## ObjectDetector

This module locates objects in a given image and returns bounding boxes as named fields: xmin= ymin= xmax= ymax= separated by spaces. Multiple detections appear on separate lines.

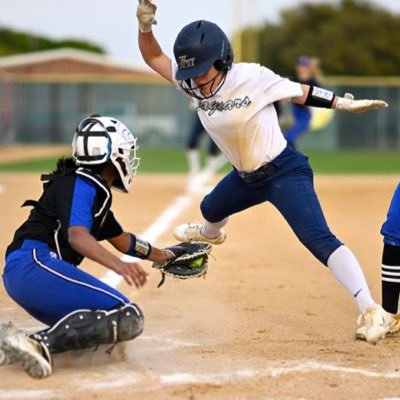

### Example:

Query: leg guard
xmin=32 ymin=304 xmax=144 ymax=354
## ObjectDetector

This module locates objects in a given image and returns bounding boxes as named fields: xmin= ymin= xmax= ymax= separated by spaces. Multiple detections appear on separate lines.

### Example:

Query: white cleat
xmin=173 ymin=223 xmax=226 ymax=245
xmin=355 ymin=305 xmax=394 ymax=345
xmin=1 ymin=331 xmax=52 ymax=378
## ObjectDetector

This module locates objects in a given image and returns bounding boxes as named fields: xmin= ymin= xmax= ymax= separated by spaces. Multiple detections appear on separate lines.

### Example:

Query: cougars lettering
xmin=196 ymin=96 xmax=252 ymax=116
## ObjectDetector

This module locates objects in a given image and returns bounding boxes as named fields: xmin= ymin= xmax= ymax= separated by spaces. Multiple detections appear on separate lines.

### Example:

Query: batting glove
xmin=336 ymin=93 xmax=388 ymax=114
xmin=136 ymin=0 xmax=157 ymax=33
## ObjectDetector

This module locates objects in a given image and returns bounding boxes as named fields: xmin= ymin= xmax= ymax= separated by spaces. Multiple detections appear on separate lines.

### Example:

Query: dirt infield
xmin=0 ymin=171 xmax=400 ymax=400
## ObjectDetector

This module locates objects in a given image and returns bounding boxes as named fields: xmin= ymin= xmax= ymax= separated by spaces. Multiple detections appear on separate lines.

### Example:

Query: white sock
xmin=201 ymin=218 xmax=229 ymax=239
xmin=327 ymin=245 xmax=376 ymax=312
xmin=187 ymin=150 xmax=200 ymax=174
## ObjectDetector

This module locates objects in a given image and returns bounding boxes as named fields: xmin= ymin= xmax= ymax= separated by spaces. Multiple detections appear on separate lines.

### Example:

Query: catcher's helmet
xmin=173 ymin=20 xmax=233 ymax=82
xmin=72 ymin=115 xmax=140 ymax=193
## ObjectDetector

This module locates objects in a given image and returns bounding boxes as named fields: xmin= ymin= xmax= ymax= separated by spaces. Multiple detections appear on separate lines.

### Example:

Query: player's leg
xmin=2 ymin=242 xmax=143 ymax=377
xmin=266 ymin=161 xmax=394 ymax=343
xmin=174 ymin=168 xmax=267 ymax=244
xmin=381 ymin=244 xmax=400 ymax=314
xmin=380 ymin=183 xmax=400 ymax=314
xmin=205 ymin=137 xmax=222 ymax=172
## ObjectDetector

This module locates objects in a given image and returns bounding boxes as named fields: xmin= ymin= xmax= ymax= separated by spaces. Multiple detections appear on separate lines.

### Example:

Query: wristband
xmin=127 ymin=233 xmax=152 ymax=259
xmin=304 ymin=86 xmax=335 ymax=109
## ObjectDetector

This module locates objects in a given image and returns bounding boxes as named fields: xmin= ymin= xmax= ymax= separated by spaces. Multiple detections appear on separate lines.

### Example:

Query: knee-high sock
xmin=327 ymin=245 xmax=375 ymax=312
xmin=382 ymin=243 xmax=400 ymax=314
xmin=201 ymin=217 xmax=229 ymax=239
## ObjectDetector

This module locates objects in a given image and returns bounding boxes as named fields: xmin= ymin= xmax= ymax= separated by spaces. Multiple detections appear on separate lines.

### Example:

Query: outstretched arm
xmin=136 ymin=0 xmax=173 ymax=82
xmin=68 ymin=226 xmax=148 ymax=288
xmin=292 ymin=84 xmax=388 ymax=113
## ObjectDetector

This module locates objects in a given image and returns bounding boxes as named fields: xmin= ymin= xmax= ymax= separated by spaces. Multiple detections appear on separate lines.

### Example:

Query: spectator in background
xmin=186 ymin=107 xmax=221 ymax=175
xmin=284 ymin=56 xmax=322 ymax=148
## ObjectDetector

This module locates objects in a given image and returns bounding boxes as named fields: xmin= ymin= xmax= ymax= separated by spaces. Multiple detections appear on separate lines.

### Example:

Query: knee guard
xmin=32 ymin=304 xmax=144 ymax=354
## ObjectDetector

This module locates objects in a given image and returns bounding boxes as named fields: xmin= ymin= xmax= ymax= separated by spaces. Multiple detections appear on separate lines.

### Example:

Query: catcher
xmin=0 ymin=115 xmax=210 ymax=379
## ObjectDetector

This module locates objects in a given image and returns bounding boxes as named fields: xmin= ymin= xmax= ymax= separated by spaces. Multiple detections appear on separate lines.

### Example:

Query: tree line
xmin=0 ymin=25 xmax=104 ymax=57
xmin=238 ymin=0 xmax=400 ymax=76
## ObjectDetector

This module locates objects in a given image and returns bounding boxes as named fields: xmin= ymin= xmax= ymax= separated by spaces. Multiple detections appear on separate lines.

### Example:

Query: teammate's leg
xmin=380 ymin=183 xmax=400 ymax=314
xmin=187 ymin=115 xmax=205 ymax=174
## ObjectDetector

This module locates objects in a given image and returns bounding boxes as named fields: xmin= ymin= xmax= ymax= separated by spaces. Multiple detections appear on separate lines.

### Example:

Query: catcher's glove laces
xmin=152 ymin=242 xmax=212 ymax=288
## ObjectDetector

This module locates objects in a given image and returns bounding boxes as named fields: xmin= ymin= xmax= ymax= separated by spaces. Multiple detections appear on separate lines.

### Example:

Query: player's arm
xmin=137 ymin=0 xmax=173 ymax=83
xmin=291 ymin=84 xmax=388 ymax=113
xmin=108 ymin=232 xmax=173 ymax=264
xmin=68 ymin=226 xmax=148 ymax=288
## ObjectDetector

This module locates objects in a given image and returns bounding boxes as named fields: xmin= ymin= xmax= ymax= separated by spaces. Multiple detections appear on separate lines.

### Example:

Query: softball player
xmin=186 ymin=111 xmax=220 ymax=175
xmin=0 ymin=115 xmax=175 ymax=378
xmin=284 ymin=56 xmax=322 ymax=148
xmin=381 ymin=184 xmax=400 ymax=316
xmin=136 ymin=0 xmax=394 ymax=344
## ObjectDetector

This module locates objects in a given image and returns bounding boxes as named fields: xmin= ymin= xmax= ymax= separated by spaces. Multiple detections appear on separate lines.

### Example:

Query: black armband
xmin=126 ymin=233 xmax=152 ymax=259
xmin=305 ymin=86 xmax=336 ymax=108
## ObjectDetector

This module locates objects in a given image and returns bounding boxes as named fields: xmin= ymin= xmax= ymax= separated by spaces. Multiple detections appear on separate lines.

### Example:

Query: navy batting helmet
xmin=173 ymin=20 xmax=233 ymax=82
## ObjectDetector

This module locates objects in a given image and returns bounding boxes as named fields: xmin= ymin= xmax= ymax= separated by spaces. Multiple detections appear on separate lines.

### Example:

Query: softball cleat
xmin=1 ymin=331 xmax=52 ymax=378
xmin=0 ymin=321 xmax=22 ymax=366
xmin=173 ymin=223 xmax=226 ymax=245
xmin=355 ymin=305 xmax=394 ymax=345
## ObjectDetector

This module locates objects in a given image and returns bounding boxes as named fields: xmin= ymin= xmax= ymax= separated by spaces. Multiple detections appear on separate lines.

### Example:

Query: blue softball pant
xmin=200 ymin=146 xmax=342 ymax=265
xmin=2 ymin=240 xmax=130 ymax=326
xmin=381 ymin=182 xmax=400 ymax=247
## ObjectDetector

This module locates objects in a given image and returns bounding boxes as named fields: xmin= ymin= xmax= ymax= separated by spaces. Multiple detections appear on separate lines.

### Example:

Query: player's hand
xmin=114 ymin=260 xmax=148 ymax=288
xmin=336 ymin=93 xmax=388 ymax=114
xmin=136 ymin=0 xmax=157 ymax=33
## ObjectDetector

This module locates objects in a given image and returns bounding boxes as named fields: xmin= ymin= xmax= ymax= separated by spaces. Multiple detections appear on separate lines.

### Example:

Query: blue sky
xmin=1 ymin=0 xmax=399 ymax=67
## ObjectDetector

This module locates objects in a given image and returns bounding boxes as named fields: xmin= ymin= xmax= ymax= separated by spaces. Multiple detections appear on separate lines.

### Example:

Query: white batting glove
xmin=336 ymin=93 xmax=388 ymax=114
xmin=136 ymin=0 xmax=157 ymax=33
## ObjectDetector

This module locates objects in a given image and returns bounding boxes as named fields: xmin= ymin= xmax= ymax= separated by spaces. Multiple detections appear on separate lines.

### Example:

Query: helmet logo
xmin=178 ymin=55 xmax=196 ymax=69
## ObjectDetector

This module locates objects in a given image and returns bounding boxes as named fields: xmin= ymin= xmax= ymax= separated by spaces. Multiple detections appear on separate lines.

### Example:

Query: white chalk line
xmin=0 ymin=184 xmax=5 ymax=194
xmin=2 ymin=360 xmax=400 ymax=399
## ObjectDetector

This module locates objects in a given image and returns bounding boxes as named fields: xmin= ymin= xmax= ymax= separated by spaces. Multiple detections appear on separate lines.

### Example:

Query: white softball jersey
xmin=172 ymin=62 xmax=303 ymax=172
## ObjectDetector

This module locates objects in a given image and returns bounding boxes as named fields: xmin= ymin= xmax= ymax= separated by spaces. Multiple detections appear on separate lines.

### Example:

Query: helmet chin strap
xmin=180 ymin=70 xmax=227 ymax=100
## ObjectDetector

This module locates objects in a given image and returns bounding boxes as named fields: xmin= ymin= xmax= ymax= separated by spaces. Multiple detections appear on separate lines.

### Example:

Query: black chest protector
xmin=6 ymin=160 xmax=113 ymax=265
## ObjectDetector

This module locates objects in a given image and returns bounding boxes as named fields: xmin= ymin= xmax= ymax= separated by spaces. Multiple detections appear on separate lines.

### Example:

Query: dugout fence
xmin=0 ymin=75 xmax=399 ymax=151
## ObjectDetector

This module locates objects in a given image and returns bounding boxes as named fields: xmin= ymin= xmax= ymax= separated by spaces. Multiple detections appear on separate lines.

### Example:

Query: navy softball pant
xmin=2 ymin=240 xmax=130 ymax=326
xmin=187 ymin=114 xmax=220 ymax=156
xmin=200 ymin=146 xmax=342 ymax=265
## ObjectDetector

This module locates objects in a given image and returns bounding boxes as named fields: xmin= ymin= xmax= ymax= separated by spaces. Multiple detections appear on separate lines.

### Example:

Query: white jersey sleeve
xmin=256 ymin=65 xmax=303 ymax=104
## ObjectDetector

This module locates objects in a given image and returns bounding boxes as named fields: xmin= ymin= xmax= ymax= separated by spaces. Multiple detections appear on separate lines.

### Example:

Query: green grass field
xmin=0 ymin=149 xmax=399 ymax=174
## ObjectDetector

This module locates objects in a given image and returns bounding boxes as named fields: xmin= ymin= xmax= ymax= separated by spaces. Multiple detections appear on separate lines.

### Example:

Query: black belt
xmin=238 ymin=162 xmax=277 ymax=184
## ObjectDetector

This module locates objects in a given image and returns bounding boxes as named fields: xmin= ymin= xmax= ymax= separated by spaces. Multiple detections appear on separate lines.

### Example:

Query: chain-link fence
xmin=0 ymin=76 xmax=399 ymax=150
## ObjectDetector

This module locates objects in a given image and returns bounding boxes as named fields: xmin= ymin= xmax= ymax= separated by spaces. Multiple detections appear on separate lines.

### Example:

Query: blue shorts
xmin=2 ymin=240 xmax=130 ymax=326
xmin=200 ymin=146 xmax=342 ymax=265
xmin=381 ymin=183 xmax=400 ymax=247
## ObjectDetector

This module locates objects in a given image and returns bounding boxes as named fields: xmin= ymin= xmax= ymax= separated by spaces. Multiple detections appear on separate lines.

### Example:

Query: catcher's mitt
xmin=152 ymin=242 xmax=212 ymax=287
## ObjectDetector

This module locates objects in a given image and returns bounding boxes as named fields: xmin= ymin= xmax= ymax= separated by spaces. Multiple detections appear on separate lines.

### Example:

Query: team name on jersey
xmin=196 ymin=96 xmax=252 ymax=116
